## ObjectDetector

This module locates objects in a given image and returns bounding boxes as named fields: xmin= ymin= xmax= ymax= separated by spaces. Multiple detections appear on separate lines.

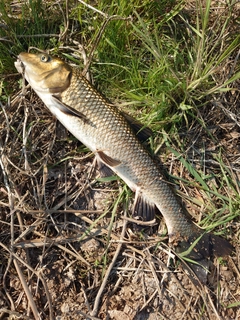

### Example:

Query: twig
xmin=122 ymin=215 xmax=156 ymax=226
xmin=139 ymin=288 xmax=158 ymax=313
xmin=205 ymin=286 xmax=222 ymax=320
xmin=212 ymin=100 xmax=240 ymax=128
xmin=79 ymin=281 xmax=91 ymax=312
xmin=27 ymin=209 xmax=103 ymax=214
xmin=82 ymin=14 xmax=132 ymax=77
xmin=13 ymin=259 xmax=40 ymax=320
xmin=227 ymin=49 xmax=239 ymax=80
xmin=0 ymin=242 xmax=54 ymax=320
xmin=38 ymin=270 xmax=54 ymax=320
xmin=180 ymin=296 xmax=193 ymax=320
xmin=78 ymin=0 xmax=109 ymax=18
xmin=0 ymin=308 xmax=31 ymax=320
xmin=17 ymin=34 xmax=59 ymax=38
xmin=78 ymin=0 xmax=132 ymax=76
xmin=22 ymin=100 xmax=30 ymax=171
xmin=58 ymin=0 xmax=69 ymax=41
xmin=74 ymin=309 xmax=101 ymax=320
xmin=90 ymin=210 xmax=128 ymax=317
xmin=0 ymin=139 xmax=15 ymax=309
xmin=145 ymin=248 xmax=162 ymax=299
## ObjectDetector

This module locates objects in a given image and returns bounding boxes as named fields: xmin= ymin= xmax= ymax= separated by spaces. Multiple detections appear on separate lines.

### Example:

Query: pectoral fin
xmin=52 ymin=95 xmax=87 ymax=121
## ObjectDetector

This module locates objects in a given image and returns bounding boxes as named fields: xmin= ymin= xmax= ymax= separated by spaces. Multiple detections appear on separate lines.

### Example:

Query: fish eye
xmin=40 ymin=53 xmax=51 ymax=63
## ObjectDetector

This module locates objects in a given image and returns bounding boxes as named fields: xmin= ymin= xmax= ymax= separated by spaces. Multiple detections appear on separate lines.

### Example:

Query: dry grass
xmin=0 ymin=0 xmax=240 ymax=319
xmin=0 ymin=72 xmax=239 ymax=320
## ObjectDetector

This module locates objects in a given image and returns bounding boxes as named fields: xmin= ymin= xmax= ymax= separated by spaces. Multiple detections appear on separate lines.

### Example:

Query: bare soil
xmin=0 ymin=1 xmax=240 ymax=318
xmin=0 ymin=83 xmax=239 ymax=320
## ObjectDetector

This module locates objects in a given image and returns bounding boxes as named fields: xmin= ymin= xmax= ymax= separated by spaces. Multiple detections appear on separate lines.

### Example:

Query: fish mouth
xmin=14 ymin=57 xmax=25 ymax=74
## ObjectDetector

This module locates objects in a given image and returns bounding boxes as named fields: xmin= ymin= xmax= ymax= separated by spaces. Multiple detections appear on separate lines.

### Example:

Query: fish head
xmin=15 ymin=52 xmax=72 ymax=93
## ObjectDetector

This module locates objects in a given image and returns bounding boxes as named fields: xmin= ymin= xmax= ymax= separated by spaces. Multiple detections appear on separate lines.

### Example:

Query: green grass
xmin=0 ymin=0 xmax=60 ymax=69
xmin=1 ymin=0 xmax=239 ymax=239
xmin=0 ymin=0 xmax=240 ymax=318
xmin=0 ymin=0 xmax=239 ymax=238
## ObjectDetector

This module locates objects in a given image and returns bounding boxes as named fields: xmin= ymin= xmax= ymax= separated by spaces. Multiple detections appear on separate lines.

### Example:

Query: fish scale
xmin=15 ymin=51 xmax=232 ymax=283
xmin=60 ymin=67 xmax=195 ymax=236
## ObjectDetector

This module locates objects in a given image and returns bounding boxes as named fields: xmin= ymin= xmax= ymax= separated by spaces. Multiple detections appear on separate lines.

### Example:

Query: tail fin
xmin=176 ymin=231 xmax=233 ymax=284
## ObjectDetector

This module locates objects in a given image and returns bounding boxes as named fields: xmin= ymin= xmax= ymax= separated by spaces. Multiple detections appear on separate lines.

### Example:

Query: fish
xmin=15 ymin=51 xmax=232 ymax=283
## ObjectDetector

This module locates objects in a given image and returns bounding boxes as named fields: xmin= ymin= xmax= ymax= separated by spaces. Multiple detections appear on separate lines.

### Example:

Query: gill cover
xmin=17 ymin=52 xmax=72 ymax=93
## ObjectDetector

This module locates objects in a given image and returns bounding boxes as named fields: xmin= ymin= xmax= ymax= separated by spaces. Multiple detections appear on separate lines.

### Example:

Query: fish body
xmin=15 ymin=52 xmax=232 ymax=282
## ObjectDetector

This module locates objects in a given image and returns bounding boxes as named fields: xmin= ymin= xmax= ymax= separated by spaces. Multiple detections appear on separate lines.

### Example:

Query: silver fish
xmin=15 ymin=52 xmax=232 ymax=282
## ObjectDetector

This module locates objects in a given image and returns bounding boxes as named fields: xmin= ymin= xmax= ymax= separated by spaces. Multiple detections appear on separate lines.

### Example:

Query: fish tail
xmin=176 ymin=230 xmax=233 ymax=283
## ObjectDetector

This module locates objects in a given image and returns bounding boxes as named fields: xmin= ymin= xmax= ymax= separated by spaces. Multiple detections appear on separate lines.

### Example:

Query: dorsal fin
xmin=121 ymin=111 xmax=153 ymax=142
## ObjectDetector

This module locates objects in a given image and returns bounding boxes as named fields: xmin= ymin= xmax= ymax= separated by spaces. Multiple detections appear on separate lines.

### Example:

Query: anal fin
xmin=132 ymin=191 xmax=156 ymax=222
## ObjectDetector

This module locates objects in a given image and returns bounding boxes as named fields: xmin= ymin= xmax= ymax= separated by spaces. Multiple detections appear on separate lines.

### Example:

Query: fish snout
xmin=14 ymin=56 xmax=25 ymax=74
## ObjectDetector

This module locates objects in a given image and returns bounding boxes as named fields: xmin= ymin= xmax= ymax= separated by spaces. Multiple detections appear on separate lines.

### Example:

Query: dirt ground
xmin=0 ymin=80 xmax=239 ymax=320
xmin=0 ymin=0 xmax=240 ymax=318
